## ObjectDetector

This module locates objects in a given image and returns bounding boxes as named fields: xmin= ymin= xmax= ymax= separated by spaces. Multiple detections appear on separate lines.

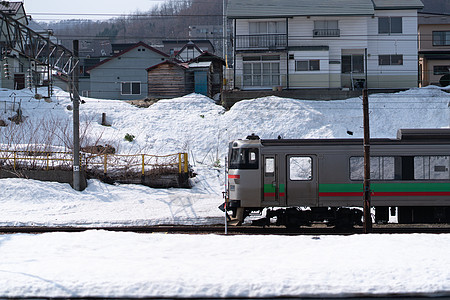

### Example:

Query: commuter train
xmin=224 ymin=129 xmax=450 ymax=228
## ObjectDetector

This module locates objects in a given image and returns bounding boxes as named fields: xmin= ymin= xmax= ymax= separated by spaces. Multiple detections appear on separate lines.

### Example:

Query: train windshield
xmin=229 ymin=148 xmax=259 ymax=169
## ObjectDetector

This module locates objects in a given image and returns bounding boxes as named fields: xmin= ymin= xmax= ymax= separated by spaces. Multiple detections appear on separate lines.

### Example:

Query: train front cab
xmin=227 ymin=138 xmax=262 ymax=222
xmin=227 ymin=137 xmax=329 ymax=226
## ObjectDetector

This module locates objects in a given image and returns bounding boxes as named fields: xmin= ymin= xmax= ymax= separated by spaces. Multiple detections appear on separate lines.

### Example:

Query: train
xmin=223 ymin=129 xmax=450 ymax=228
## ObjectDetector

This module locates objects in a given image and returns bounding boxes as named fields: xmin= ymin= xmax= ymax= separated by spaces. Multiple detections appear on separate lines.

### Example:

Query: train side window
xmin=350 ymin=156 xmax=394 ymax=180
xmin=229 ymin=148 xmax=259 ymax=169
xmin=265 ymin=157 xmax=275 ymax=176
xmin=401 ymin=156 xmax=415 ymax=180
xmin=289 ymin=156 xmax=312 ymax=181
xmin=414 ymin=156 xmax=450 ymax=180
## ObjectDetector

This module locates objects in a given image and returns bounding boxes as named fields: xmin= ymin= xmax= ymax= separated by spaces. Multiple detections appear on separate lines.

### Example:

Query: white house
xmin=227 ymin=0 xmax=423 ymax=90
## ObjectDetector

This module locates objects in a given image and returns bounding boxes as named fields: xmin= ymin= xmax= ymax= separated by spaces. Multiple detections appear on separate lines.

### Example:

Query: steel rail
xmin=1 ymin=224 xmax=450 ymax=235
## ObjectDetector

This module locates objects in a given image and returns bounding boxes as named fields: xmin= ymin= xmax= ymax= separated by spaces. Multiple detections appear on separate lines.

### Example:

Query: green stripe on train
xmin=264 ymin=184 xmax=276 ymax=193
xmin=319 ymin=182 xmax=450 ymax=193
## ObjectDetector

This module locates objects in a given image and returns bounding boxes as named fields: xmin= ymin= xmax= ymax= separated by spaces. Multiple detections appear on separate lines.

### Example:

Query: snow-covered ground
xmin=1 ymin=86 xmax=450 ymax=297
xmin=2 ymin=231 xmax=450 ymax=298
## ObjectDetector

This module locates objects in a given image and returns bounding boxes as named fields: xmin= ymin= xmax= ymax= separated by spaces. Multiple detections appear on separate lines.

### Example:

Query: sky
xmin=23 ymin=0 xmax=165 ymax=21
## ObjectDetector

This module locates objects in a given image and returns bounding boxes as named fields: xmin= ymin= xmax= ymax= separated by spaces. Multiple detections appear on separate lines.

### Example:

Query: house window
xmin=249 ymin=21 xmax=286 ymax=35
xmin=341 ymin=54 xmax=364 ymax=73
xmin=379 ymin=55 xmax=403 ymax=66
xmin=434 ymin=66 xmax=450 ymax=75
xmin=295 ymin=60 xmax=320 ymax=71
xmin=248 ymin=21 xmax=286 ymax=48
xmin=243 ymin=55 xmax=280 ymax=87
xmin=378 ymin=17 xmax=402 ymax=34
xmin=121 ymin=82 xmax=141 ymax=95
xmin=433 ymin=31 xmax=450 ymax=46
xmin=313 ymin=20 xmax=339 ymax=37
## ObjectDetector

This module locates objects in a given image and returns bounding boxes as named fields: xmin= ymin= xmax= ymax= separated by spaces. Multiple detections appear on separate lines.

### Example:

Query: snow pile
xmin=3 ymin=86 xmax=450 ymax=164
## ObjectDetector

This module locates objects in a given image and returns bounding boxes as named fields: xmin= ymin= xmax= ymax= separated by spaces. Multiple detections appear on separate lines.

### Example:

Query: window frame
xmin=433 ymin=65 xmax=450 ymax=75
xmin=243 ymin=55 xmax=281 ymax=87
xmin=378 ymin=54 xmax=403 ymax=66
xmin=349 ymin=156 xmax=395 ymax=181
xmin=249 ymin=21 xmax=286 ymax=35
xmin=378 ymin=17 xmax=402 ymax=34
xmin=341 ymin=54 xmax=364 ymax=74
xmin=295 ymin=60 xmax=320 ymax=71
xmin=229 ymin=148 xmax=259 ymax=170
xmin=121 ymin=81 xmax=141 ymax=96
xmin=313 ymin=20 xmax=340 ymax=37
xmin=432 ymin=31 xmax=450 ymax=46
xmin=289 ymin=156 xmax=313 ymax=181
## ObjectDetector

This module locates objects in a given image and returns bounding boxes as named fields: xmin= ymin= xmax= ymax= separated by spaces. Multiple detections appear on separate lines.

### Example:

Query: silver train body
xmin=226 ymin=129 xmax=450 ymax=227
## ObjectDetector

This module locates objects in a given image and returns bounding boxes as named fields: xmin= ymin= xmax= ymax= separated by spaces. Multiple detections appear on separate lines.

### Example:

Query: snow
xmin=1 ymin=232 xmax=450 ymax=298
xmin=1 ymin=86 xmax=450 ymax=297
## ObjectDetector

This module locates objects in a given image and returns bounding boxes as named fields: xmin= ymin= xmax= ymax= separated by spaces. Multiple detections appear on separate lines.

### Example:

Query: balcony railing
xmin=236 ymin=34 xmax=287 ymax=49
xmin=313 ymin=29 xmax=340 ymax=37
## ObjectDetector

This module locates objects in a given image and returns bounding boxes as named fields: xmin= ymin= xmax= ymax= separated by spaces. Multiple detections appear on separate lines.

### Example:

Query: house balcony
xmin=235 ymin=34 xmax=287 ymax=50
xmin=313 ymin=29 xmax=340 ymax=37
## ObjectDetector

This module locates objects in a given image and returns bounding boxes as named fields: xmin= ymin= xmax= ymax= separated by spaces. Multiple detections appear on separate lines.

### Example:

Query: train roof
xmin=244 ymin=129 xmax=450 ymax=146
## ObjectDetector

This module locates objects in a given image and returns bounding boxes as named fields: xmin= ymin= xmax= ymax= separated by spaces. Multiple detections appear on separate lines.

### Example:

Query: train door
xmin=286 ymin=155 xmax=318 ymax=206
xmin=262 ymin=155 xmax=282 ymax=206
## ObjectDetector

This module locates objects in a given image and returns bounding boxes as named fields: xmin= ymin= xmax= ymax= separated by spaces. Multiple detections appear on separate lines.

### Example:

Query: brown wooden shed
xmin=147 ymin=60 xmax=193 ymax=99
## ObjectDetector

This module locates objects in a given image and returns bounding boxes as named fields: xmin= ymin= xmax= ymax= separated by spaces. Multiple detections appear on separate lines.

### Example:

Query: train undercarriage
xmin=226 ymin=206 xmax=450 ymax=228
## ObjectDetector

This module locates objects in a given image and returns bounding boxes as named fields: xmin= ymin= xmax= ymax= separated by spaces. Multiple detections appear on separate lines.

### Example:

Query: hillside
xmin=35 ymin=0 xmax=223 ymax=50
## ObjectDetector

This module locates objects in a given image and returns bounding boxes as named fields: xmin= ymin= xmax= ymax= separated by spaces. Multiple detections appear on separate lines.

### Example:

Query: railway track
xmin=2 ymin=224 xmax=450 ymax=235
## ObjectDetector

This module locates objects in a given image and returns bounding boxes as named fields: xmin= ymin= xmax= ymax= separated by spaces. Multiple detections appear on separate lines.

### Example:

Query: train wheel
xmin=228 ymin=207 xmax=245 ymax=226
xmin=282 ymin=208 xmax=303 ymax=230
xmin=398 ymin=207 xmax=413 ymax=224
xmin=375 ymin=207 xmax=389 ymax=224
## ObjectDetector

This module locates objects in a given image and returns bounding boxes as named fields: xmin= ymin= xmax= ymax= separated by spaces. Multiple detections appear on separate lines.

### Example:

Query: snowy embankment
xmin=1 ymin=86 xmax=450 ymax=298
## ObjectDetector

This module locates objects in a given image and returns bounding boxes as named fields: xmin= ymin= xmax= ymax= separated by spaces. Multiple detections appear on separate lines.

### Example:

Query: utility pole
xmin=362 ymin=48 xmax=372 ymax=233
xmin=72 ymin=40 xmax=81 ymax=191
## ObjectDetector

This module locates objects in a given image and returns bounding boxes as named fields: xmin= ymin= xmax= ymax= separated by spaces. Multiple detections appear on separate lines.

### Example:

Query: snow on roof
xmin=188 ymin=61 xmax=212 ymax=68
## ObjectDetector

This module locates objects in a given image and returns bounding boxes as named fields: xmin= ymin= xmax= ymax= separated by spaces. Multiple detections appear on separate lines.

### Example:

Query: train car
xmin=224 ymin=129 xmax=450 ymax=228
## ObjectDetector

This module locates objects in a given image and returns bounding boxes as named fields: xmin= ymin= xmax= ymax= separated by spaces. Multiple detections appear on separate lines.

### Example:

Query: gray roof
xmin=372 ymin=0 xmax=424 ymax=10
xmin=419 ymin=0 xmax=449 ymax=15
xmin=227 ymin=0 xmax=424 ymax=18
xmin=227 ymin=0 xmax=375 ymax=18
xmin=0 ymin=2 xmax=23 ymax=14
